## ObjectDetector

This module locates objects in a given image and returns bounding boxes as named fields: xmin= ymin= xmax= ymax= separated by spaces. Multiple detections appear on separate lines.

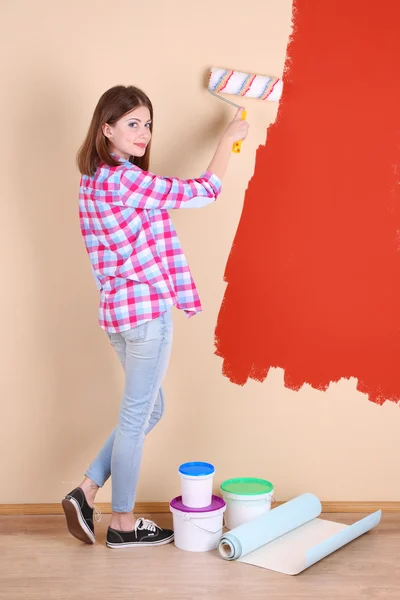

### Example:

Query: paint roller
xmin=208 ymin=67 xmax=283 ymax=153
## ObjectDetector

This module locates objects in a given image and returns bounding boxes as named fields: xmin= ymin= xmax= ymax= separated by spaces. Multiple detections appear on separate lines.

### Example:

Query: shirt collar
xmin=111 ymin=152 xmax=131 ymax=166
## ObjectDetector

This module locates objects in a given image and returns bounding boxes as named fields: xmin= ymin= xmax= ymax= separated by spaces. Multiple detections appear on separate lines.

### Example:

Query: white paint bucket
xmin=220 ymin=478 xmax=274 ymax=530
xmin=178 ymin=462 xmax=215 ymax=508
xmin=170 ymin=495 xmax=226 ymax=552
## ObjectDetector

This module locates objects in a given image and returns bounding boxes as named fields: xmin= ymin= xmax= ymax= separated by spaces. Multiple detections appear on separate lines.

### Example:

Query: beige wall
xmin=1 ymin=0 xmax=398 ymax=505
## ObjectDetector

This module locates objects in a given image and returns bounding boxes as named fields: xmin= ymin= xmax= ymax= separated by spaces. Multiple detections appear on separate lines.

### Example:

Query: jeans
xmin=85 ymin=309 xmax=173 ymax=512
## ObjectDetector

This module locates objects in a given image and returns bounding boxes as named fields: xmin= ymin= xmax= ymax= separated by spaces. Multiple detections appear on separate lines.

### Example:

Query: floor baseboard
xmin=1 ymin=501 xmax=399 ymax=516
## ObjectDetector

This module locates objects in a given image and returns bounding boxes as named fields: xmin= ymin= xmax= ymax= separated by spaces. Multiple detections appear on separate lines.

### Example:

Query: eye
xmin=128 ymin=122 xmax=138 ymax=128
xmin=146 ymin=123 xmax=152 ymax=129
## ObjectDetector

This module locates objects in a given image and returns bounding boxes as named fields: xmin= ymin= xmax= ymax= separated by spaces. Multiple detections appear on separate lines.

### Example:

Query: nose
xmin=140 ymin=125 xmax=151 ymax=139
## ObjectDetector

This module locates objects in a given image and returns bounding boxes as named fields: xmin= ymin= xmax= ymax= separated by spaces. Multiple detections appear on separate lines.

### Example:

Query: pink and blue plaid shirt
xmin=79 ymin=157 xmax=222 ymax=332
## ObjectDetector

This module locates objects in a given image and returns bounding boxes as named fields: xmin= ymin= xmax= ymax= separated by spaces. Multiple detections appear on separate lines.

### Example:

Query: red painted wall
xmin=215 ymin=0 xmax=400 ymax=405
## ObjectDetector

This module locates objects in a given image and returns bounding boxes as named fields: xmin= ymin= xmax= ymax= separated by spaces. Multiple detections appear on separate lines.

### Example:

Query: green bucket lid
xmin=220 ymin=477 xmax=274 ymax=496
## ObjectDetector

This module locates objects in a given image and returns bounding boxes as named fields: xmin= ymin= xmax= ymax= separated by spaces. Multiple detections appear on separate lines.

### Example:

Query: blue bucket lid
xmin=178 ymin=461 xmax=215 ymax=477
xmin=170 ymin=495 xmax=225 ymax=513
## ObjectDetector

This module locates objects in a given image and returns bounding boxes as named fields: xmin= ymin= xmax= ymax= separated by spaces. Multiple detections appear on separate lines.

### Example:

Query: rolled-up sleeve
xmin=118 ymin=166 xmax=222 ymax=209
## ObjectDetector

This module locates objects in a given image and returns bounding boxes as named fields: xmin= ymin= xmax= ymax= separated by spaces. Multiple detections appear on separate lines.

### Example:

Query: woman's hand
xmin=222 ymin=107 xmax=249 ymax=143
xmin=207 ymin=107 xmax=250 ymax=180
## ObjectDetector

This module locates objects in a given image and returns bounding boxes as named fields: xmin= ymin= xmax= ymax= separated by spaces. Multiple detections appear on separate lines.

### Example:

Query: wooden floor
xmin=1 ymin=512 xmax=399 ymax=599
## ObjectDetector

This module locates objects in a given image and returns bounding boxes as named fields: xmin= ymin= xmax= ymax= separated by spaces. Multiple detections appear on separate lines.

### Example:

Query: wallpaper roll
xmin=218 ymin=493 xmax=381 ymax=575
xmin=208 ymin=67 xmax=283 ymax=102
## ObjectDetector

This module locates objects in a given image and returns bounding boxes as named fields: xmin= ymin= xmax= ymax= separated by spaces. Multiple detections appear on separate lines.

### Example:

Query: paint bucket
xmin=220 ymin=478 xmax=274 ymax=529
xmin=178 ymin=462 xmax=215 ymax=508
xmin=170 ymin=495 xmax=226 ymax=552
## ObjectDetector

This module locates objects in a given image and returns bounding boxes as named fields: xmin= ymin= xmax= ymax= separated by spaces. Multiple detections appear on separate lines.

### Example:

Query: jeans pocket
xmin=122 ymin=321 xmax=149 ymax=343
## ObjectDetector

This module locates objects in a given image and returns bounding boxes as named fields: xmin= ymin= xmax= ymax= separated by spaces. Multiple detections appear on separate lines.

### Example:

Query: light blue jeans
xmin=85 ymin=309 xmax=173 ymax=512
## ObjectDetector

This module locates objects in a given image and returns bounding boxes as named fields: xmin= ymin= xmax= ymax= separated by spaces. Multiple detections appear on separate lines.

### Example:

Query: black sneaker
xmin=61 ymin=487 xmax=101 ymax=545
xmin=106 ymin=517 xmax=174 ymax=549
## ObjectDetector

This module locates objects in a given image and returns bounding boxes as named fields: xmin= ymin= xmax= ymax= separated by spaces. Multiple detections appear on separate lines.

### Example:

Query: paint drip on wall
xmin=214 ymin=0 xmax=400 ymax=405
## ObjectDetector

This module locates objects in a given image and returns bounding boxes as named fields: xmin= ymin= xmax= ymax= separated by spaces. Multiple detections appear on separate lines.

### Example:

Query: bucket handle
xmin=183 ymin=513 xmax=226 ymax=535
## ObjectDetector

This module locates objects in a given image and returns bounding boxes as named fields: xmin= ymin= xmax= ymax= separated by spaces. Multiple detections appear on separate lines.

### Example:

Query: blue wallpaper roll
xmin=219 ymin=493 xmax=321 ymax=560
xmin=218 ymin=493 xmax=381 ymax=575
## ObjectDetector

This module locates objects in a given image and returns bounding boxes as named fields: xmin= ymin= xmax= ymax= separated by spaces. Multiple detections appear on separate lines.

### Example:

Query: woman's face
xmin=103 ymin=105 xmax=152 ymax=160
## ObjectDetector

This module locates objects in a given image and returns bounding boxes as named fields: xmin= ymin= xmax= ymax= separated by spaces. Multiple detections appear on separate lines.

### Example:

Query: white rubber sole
xmin=61 ymin=496 xmax=96 ymax=545
xmin=106 ymin=534 xmax=174 ymax=549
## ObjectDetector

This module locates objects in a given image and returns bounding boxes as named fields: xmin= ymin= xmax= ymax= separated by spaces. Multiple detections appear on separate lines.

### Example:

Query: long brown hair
xmin=77 ymin=85 xmax=153 ymax=176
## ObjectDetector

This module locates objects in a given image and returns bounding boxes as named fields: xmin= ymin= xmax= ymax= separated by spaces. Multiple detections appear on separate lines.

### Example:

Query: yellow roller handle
xmin=232 ymin=109 xmax=247 ymax=154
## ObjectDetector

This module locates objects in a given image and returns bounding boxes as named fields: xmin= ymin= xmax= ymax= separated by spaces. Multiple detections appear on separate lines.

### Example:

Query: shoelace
xmin=93 ymin=505 xmax=102 ymax=523
xmin=135 ymin=517 xmax=162 ymax=533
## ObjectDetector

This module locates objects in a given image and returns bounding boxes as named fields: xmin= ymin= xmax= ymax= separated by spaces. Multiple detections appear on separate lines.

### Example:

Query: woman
xmin=62 ymin=85 xmax=249 ymax=548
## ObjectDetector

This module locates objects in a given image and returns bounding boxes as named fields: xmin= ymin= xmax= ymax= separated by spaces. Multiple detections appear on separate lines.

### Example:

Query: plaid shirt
xmin=79 ymin=158 xmax=222 ymax=332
